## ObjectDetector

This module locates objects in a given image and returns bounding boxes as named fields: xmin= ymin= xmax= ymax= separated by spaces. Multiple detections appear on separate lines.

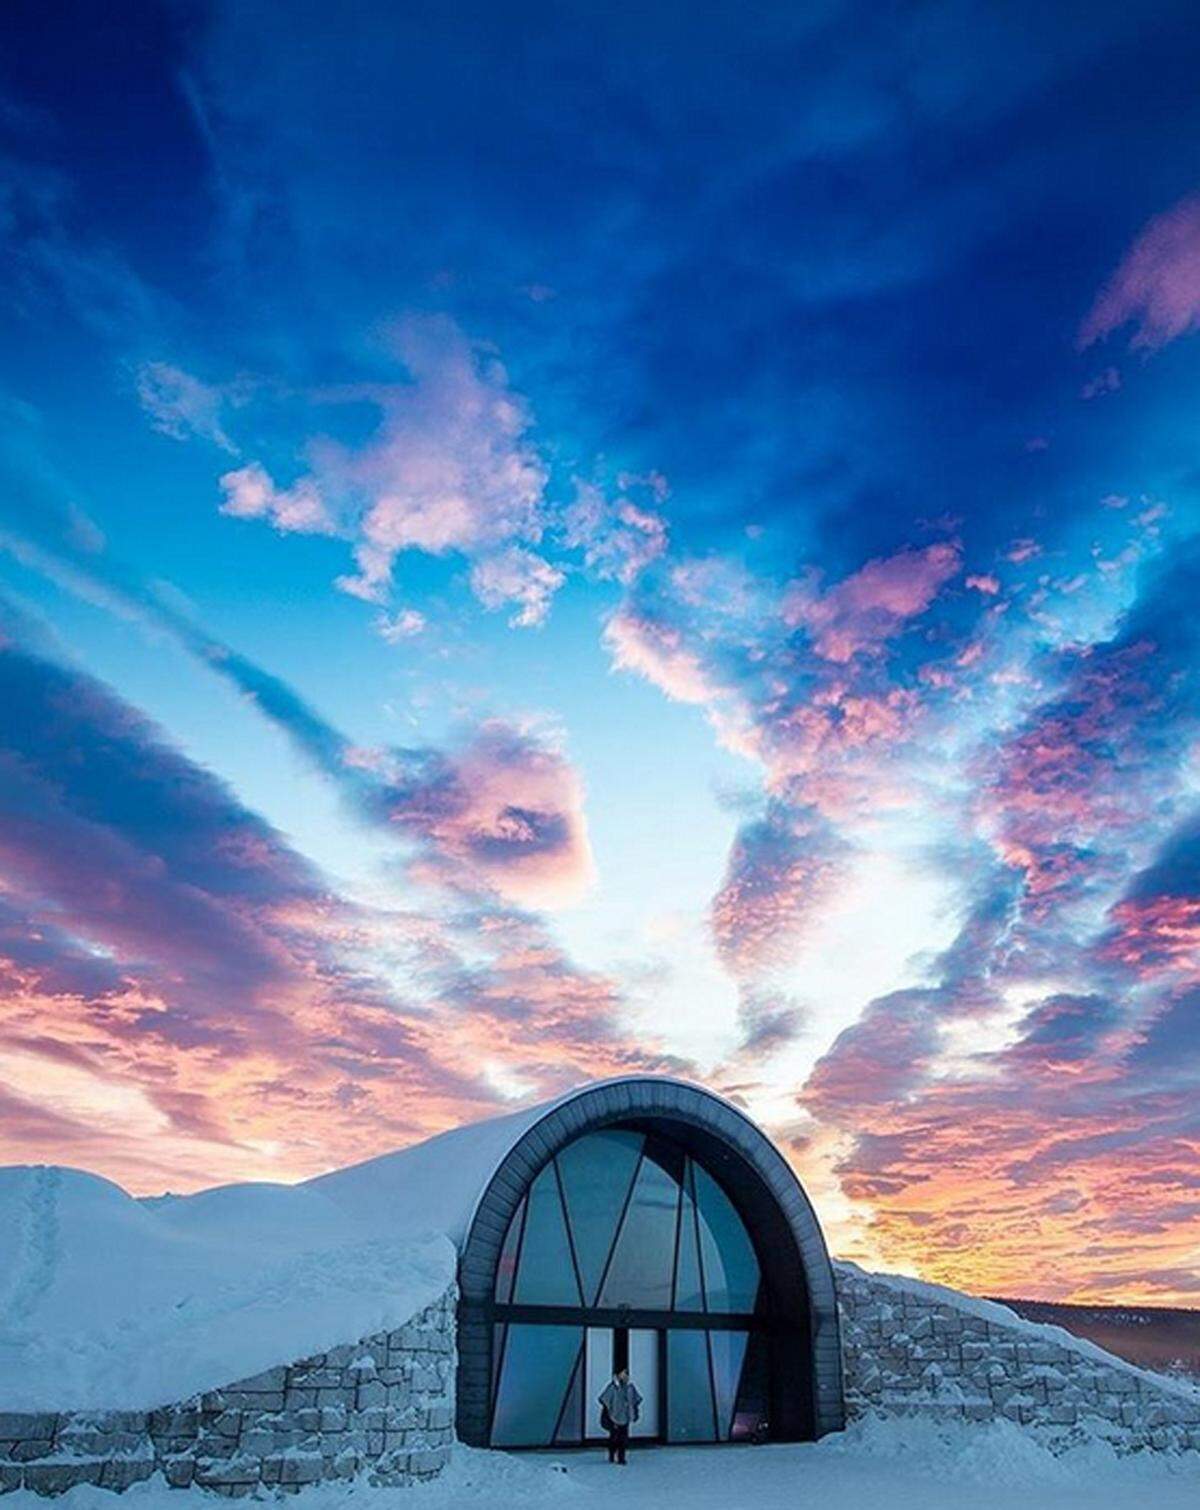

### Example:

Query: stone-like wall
xmin=837 ymin=1262 xmax=1200 ymax=1453
xmin=0 ymin=1285 xmax=456 ymax=1497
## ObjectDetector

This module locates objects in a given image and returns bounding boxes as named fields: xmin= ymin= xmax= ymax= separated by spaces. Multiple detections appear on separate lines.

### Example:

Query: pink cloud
xmin=1080 ymin=192 xmax=1200 ymax=351
xmin=978 ymin=637 xmax=1166 ymax=912
xmin=563 ymin=479 xmax=669 ymax=586
xmin=379 ymin=721 xmax=597 ymax=907
xmin=217 ymin=317 xmax=556 ymax=621
xmin=711 ymin=810 xmax=845 ymax=978
xmin=603 ymin=605 xmax=722 ymax=706
xmin=469 ymin=546 xmax=565 ymax=628
xmin=374 ymin=607 xmax=427 ymax=641
xmin=1005 ymin=537 xmax=1042 ymax=564
xmin=965 ymin=572 xmax=1001 ymax=596
xmin=138 ymin=363 xmax=239 ymax=453
xmin=1102 ymin=895 xmax=1200 ymax=979
xmin=331 ymin=319 xmax=549 ymax=601
xmin=783 ymin=541 xmax=961 ymax=662
xmin=219 ymin=462 xmax=334 ymax=535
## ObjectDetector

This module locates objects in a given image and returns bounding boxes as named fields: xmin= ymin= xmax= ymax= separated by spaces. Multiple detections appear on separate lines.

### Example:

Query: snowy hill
xmin=0 ymin=1163 xmax=453 ymax=1412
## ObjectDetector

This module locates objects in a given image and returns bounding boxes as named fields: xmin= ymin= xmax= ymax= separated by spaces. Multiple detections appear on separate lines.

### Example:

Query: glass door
xmin=584 ymin=1327 xmax=613 ymax=1440
xmin=629 ymin=1328 xmax=659 ymax=1438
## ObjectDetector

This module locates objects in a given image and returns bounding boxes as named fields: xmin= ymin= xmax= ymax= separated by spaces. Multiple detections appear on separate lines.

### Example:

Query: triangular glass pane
xmin=673 ymin=1162 xmax=704 ymax=1311
xmin=557 ymin=1130 xmax=643 ymax=1305
xmin=513 ymin=1164 xmax=582 ymax=1304
xmin=494 ymin=1197 xmax=526 ymax=1302
xmin=709 ymin=1330 xmax=749 ymax=1439
xmin=730 ymin=1331 xmax=769 ymax=1441
xmin=694 ymin=1163 xmax=760 ymax=1313
xmin=554 ymin=1345 xmax=584 ymax=1443
xmin=598 ymin=1154 xmax=680 ymax=1309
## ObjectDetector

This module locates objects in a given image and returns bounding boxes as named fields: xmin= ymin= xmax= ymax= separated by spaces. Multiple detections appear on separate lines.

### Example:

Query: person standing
xmin=598 ymin=1366 xmax=642 ymax=1465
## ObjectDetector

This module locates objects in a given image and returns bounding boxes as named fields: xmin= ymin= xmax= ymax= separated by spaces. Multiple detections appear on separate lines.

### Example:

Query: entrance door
xmin=628 ymin=1328 xmax=659 ymax=1438
xmin=584 ymin=1327 xmax=661 ymax=1441
xmin=584 ymin=1327 xmax=612 ymax=1440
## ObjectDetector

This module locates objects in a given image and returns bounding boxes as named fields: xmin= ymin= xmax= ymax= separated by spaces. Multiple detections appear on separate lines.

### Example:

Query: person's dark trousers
xmin=607 ymin=1424 xmax=629 ymax=1464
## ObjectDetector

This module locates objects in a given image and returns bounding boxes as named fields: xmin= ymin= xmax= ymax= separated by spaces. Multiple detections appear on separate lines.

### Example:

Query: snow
xmin=0 ymin=1164 xmax=454 ymax=1412
xmin=6 ymin=1420 xmax=1200 ymax=1510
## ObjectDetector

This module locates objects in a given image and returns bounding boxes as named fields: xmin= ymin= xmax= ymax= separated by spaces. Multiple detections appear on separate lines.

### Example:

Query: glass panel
xmin=585 ymin=1328 xmax=613 ymax=1439
xmin=598 ymin=1154 xmax=680 ymax=1309
xmin=673 ymin=1162 xmax=704 ymax=1311
xmin=512 ymin=1164 xmax=582 ymax=1305
xmin=709 ymin=1330 xmax=749 ymax=1439
xmin=694 ymin=1164 xmax=760 ymax=1313
xmin=731 ymin=1331 xmax=770 ymax=1442
xmin=667 ymin=1330 xmax=716 ymax=1442
xmin=494 ymin=1197 xmax=525 ymax=1303
xmin=628 ymin=1329 xmax=660 ymax=1438
xmin=556 ymin=1130 xmax=643 ymax=1305
xmin=491 ymin=1324 xmax=583 ymax=1447
xmin=554 ymin=1344 xmax=584 ymax=1443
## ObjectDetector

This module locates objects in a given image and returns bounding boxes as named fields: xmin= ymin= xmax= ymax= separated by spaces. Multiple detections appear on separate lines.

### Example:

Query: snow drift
xmin=0 ymin=1164 xmax=453 ymax=1412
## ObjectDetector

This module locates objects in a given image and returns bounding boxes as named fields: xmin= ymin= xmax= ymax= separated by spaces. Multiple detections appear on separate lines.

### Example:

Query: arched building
xmin=318 ymin=1075 xmax=845 ymax=1449
xmin=9 ymin=1074 xmax=1200 ymax=1502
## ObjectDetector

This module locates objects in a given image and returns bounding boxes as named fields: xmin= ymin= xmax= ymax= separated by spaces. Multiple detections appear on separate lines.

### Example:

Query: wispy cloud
xmin=1080 ymin=191 xmax=1200 ymax=351
xmin=136 ymin=362 xmax=239 ymax=453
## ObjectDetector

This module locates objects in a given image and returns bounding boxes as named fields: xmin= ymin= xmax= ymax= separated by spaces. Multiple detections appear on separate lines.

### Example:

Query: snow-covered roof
xmin=301 ymin=1085 xmax=566 ymax=1245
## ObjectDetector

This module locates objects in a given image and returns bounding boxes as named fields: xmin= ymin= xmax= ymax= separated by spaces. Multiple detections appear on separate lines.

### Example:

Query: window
xmin=556 ymin=1129 xmax=642 ymax=1304
xmin=667 ymin=1330 xmax=716 ymax=1441
xmin=597 ymin=1153 xmax=679 ymax=1308
xmin=489 ymin=1127 xmax=765 ymax=1446
xmin=491 ymin=1325 xmax=582 ymax=1447
xmin=493 ymin=1131 xmax=761 ymax=1318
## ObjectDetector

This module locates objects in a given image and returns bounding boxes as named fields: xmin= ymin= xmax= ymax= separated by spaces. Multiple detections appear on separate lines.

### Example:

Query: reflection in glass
xmin=673 ymin=1163 xmax=704 ymax=1311
xmin=494 ymin=1197 xmax=525 ymax=1304
xmin=709 ymin=1330 xmax=749 ymax=1439
xmin=730 ymin=1331 xmax=770 ymax=1442
xmin=491 ymin=1325 xmax=583 ymax=1447
xmin=668 ymin=1329 xmax=716 ymax=1442
xmin=598 ymin=1155 xmax=679 ymax=1308
xmin=694 ymin=1164 xmax=760 ymax=1313
xmin=512 ymin=1164 xmax=581 ymax=1305
xmin=554 ymin=1346 xmax=584 ymax=1443
xmin=556 ymin=1130 xmax=643 ymax=1304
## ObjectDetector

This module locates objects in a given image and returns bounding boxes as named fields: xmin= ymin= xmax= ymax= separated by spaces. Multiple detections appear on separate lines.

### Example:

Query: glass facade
xmin=488 ymin=1127 xmax=767 ymax=1446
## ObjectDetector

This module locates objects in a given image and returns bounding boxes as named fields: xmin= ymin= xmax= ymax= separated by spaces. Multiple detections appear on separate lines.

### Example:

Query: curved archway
xmin=456 ymin=1078 xmax=843 ymax=1447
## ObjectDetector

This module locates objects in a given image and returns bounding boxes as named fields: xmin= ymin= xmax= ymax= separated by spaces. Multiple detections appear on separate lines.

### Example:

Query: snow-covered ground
xmin=6 ymin=1420 xmax=1199 ymax=1510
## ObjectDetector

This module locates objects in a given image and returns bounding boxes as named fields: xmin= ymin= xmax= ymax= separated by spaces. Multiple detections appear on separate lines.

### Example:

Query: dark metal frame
xmin=456 ymin=1077 xmax=845 ymax=1447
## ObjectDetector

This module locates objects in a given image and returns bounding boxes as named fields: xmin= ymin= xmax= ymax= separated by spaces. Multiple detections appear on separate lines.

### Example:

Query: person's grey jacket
xmin=599 ymin=1378 xmax=643 ymax=1427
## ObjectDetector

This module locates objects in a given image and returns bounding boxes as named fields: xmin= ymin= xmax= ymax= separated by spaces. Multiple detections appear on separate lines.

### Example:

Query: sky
xmin=1 ymin=0 xmax=1199 ymax=1305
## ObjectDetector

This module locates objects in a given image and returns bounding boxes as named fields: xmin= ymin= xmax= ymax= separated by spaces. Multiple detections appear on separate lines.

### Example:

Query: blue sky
xmin=2 ymin=0 xmax=1200 ymax=1300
